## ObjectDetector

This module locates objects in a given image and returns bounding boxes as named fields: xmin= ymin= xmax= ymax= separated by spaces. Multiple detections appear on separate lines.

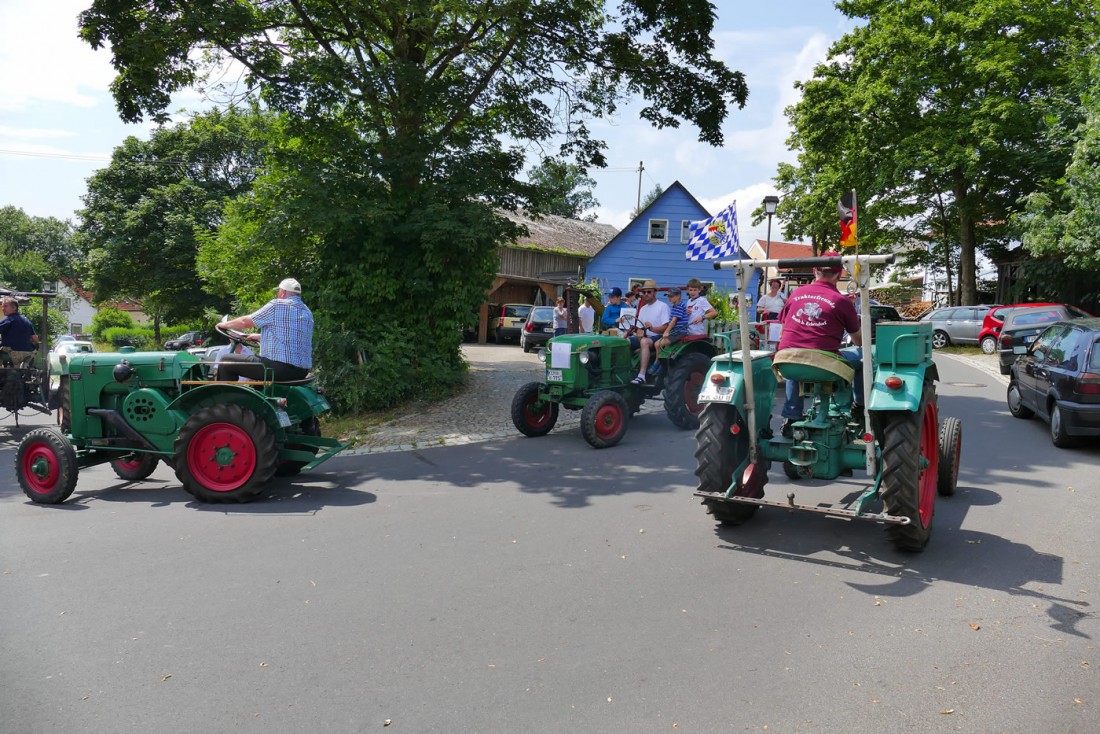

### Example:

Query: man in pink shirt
xmin=776 ymin=252 xmax=862 ymax=437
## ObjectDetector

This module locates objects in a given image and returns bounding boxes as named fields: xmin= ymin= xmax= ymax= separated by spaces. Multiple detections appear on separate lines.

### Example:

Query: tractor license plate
xmin=275 ymin=409 xmax=292 ymax=427
xmin=699 ymin=384 xmax=734 ymax=403
xmin=317 ymin=397 xmax=331 ymax=411
xmin=546 ymin=369 xmax=563 ymax=382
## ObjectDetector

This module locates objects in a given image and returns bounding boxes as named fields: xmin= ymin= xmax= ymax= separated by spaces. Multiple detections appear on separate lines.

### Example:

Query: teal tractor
xmin=693 ymin=253 xmax=962 ymax=551
xmin=16 ymin=326 xmax=348 ymax=505
xmin=511 ymin=319 xmax=742 ymax=449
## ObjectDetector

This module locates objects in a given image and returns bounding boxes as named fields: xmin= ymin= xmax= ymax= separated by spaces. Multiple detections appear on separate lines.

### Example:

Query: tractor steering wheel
xmin=215 ymin=322 xmax=254 ymax=347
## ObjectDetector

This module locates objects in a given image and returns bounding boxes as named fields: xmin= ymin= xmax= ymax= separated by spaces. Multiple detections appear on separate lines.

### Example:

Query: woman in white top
xmin=757 ymin=278 xmax=787 ymax=320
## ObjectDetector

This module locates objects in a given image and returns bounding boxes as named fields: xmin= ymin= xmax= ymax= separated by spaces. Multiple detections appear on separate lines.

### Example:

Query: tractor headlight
xmin=579 ymin=350 xmax=595 ymax=365
xmin=537 ymin=348 xmax=547 ymax=362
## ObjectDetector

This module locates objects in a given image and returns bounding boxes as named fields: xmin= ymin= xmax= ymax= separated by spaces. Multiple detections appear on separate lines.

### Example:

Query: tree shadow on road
xmin=712 ymin=481 xmax=1090 ymax=638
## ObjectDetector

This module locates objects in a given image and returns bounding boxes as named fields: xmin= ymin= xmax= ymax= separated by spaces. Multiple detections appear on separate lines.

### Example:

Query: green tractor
xmin=16 ymin=326 xmax=348 ymax=505
xmin=692 ymin=253 xmax=962 ymax=552
xmin=510 ymin=323 xmax=743 ymax=449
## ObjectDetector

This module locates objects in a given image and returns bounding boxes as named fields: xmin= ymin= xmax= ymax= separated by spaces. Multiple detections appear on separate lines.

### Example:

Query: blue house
xmin=585 ymin=181 xmax=762 ymax=317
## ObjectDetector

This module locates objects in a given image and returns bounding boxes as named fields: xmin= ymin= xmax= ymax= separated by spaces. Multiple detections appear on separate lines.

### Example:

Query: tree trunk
xmin=953 ymin=174 xmax=978 ymax=305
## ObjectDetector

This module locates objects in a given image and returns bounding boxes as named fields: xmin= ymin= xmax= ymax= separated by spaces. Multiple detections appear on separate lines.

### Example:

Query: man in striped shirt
xmin=217 ymin=278 xmax=314 ymax=382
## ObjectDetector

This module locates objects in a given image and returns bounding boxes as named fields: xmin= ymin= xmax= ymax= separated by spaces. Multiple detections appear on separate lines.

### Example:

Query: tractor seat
xmin=679 ymin=334 xmax=708 ymax=343
xmin=276 ymin=373 xmax=317 ymax=386
xmin=772 ymin=348 xmax=854 ymax=385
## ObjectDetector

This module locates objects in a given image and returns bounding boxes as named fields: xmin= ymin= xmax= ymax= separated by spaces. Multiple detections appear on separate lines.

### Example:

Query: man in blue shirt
xmin=0 ymin=296 xmax=39 ymax=367
xmin=217 ymin=278 xmax=314 ymax=382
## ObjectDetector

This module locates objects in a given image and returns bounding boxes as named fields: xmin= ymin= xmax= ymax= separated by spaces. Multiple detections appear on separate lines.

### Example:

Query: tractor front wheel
xmin=581 ymin=390 xmax=629 ymax=448
xmin=664 ymin=352 xmax=711 ymax=430
xmin=173 ymin=404 xmax=276 ymax=503
xmin=937 ymin=416 xmax=962 ymax=496
xmin=111 ymin=453 xmax=160 ymax=481
xmin=511 ymin=382 xmax=558 ymax=437
xmin=694 ymin=403 xmax=758 ymax=525
xmin=878 ymin=384 xmax=939 ymax=552
xmin=17 ymin=427 xmax=78 ymax=504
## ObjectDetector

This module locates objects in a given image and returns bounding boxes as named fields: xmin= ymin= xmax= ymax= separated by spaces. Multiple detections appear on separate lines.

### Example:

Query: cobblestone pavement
xmin=345 ymin=345 xmax=1004 ymax=456
xmin=345 ymin=343 xmax=663 ymax=455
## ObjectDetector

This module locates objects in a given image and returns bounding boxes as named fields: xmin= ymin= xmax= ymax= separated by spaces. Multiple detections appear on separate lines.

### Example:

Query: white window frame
xmin=681 ymin=220 xmax=693 ymax=244
xmin=648 ymin=218 xmax=668 ymax=243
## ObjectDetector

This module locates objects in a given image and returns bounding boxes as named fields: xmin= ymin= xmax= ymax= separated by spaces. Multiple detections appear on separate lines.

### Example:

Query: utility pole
xmin=635 ymin=161 xmax=644 ymax=213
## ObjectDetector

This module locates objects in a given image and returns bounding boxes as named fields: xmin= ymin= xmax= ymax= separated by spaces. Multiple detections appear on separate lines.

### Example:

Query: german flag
xmin=838 ymin=190 xmax=857 ymax=249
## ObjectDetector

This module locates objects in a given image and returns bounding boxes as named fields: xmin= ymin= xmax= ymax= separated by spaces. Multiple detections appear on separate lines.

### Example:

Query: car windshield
xmin=1010 ymin=310 xmax=1064 ymax=327
xmin=530 ymin=307 xmax=553 ymax=322
xmin=506 ymin=305 xmax=532 ymax=319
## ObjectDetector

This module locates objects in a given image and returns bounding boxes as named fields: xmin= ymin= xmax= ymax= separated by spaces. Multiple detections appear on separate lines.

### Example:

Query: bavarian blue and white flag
xmin=684 ymin=202 xmax=740 ymax=261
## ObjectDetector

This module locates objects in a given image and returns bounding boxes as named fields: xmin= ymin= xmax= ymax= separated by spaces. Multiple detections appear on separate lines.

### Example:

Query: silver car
xmin=921 ymin=305 xmax=993 ymax=348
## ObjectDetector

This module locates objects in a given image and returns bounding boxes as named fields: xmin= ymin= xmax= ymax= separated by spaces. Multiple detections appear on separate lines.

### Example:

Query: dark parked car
xmin=997 ymin=305 xmax=1091 ymax=375
xmin=1007 ymin=318 xmax=1100 ymax=447
xmin=493 ymin=304 xmax=534 ymax=344
xmin=978 ymin=302 xmax=1066 ymax=355
xmin=921 ymin=305 xmax=993 ymax=348
xmin=164 ymin=330 xmax=210 ymax=350
xmin=519 ymin=306 xmax=555 ymax=353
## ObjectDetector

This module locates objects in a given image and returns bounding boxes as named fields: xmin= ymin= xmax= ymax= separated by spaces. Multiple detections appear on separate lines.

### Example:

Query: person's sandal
xmin=631 ymin=376 xmax=645 ymax=384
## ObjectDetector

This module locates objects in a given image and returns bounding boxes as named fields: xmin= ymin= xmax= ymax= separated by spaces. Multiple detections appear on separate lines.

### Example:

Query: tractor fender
xmin=167 ymin=383 xmax=284 ymax=432
xmin=660 ymin=336 xmax=718 ymax=362
xmin=868 ymin=363 xmax=934 ymax=413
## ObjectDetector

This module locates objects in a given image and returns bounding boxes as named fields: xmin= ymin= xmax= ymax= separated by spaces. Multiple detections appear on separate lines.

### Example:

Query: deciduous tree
xmin=80 ymin=0 xmax=748 ymax=411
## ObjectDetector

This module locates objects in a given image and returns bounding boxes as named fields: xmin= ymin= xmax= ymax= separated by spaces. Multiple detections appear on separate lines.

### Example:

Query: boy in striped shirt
xmin=655 ymin=287 xmax=689 ymax=352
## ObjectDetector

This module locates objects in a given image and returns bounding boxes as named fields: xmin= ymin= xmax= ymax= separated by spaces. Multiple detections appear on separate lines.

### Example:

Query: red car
xmin=978 ymin=303 xmax=1090 ymax=354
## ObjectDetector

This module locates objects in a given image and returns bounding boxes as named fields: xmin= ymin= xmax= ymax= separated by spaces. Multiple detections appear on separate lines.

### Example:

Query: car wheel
xmin=1006 ymin=380 xmax=1034 ymax=419
xmin=931 ymin=330 xmax=949 ymax=349
xmin=1049 ymin=403 xmax=1077 ymax=448
xmin=521 ymin=333 xmax=530 ymax=353
xmin=980 ymin=336 xmax=996 ymax=354
xmin=999 ymin=362 xmax=1011 ymax=376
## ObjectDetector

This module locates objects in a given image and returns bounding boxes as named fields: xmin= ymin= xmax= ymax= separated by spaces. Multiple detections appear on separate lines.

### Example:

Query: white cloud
xmin=0 ymin=0 xmax=118 ymax=112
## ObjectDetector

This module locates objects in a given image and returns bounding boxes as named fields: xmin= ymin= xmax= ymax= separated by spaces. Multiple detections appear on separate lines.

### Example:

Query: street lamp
xmin=759 ymin=195 xmax=780 ymax=309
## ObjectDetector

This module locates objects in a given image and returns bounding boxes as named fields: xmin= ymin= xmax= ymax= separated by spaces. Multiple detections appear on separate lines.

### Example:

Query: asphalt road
xmin=1 ymin=356 xmax=1098 ymax=733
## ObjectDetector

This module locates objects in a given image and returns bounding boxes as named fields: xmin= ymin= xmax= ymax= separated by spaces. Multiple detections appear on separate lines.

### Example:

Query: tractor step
xmin=693 ymin=491 xmax=910 ymax=525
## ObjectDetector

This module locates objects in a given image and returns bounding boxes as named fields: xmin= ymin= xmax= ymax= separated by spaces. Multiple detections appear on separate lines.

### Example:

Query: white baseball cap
xmin=278 ymin=278 xmax=302 ymax=294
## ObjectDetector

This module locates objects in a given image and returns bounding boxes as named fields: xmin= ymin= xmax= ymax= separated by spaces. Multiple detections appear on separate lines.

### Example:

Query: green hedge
xmin=103 ymin=326 xmax=160 ymax=351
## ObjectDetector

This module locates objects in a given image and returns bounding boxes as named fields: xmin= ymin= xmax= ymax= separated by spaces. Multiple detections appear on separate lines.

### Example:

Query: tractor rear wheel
xmin=937 ymin=416 xmax=962 ymax=496
xmin=275 ymin=417 xmax=322 ymax=477
xmin=664 ymin=352 xmax=711 ymax=430
xmin=694 ymin=403 xmax=758 ymax=525
xmin=17 ymin=427 xmax=78 ymax=504
xmin=111 ymin=453 xmax=160 ymax=481
xmin=173 ymin=404 xmax=276 ymax=503
xmin=511 ymin=382 xmax=558 ymax=437
xmin=879 ymin=384 xmax=939 ymax=552
xmin=581 ymin=390 xmax=629 ymax=448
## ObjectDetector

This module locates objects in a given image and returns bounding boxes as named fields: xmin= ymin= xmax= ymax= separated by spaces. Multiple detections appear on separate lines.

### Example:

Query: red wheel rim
xmin=22 ymin=441 xmax=60 ymax=494
xmin=683 ymin=369 xmax=706 ymax=415
xmin=918 ymin=401 xmax=939 ymax=527
xmin=186 ymin=422 xmax=257 ymax=492
xmin=523 ymin=394 xmax=553 ymax=429
xmin=594 ymin=402 xmax=624 ymax=439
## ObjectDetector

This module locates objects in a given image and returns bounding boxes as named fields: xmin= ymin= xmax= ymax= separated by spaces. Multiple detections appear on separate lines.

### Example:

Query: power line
xmin=0 ymin=148 xmax=111 ymax=162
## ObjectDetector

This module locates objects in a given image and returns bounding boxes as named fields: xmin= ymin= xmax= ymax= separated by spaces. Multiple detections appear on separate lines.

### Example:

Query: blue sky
xmin=0 ymin=1 xmax=855 ymax=243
